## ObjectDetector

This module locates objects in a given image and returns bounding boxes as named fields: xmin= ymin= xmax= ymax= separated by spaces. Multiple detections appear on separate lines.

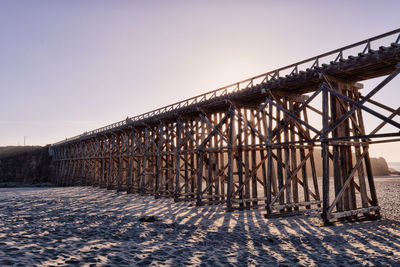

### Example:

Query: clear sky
xmin=1 ymin=0 xmax=399 ymax=161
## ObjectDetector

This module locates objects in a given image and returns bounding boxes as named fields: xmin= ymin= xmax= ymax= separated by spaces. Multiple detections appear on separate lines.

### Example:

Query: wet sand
xmin=0 ymin=177 xmax=399 ymax=266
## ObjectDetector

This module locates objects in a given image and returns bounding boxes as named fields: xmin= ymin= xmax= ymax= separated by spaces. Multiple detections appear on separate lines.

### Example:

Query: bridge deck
xmin=53 ymin=29 xmax=400 ymax=145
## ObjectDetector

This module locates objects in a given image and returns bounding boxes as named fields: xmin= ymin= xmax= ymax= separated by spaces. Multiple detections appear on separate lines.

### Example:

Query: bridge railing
xmin=53 ymin=28 xmax=400 ymax=146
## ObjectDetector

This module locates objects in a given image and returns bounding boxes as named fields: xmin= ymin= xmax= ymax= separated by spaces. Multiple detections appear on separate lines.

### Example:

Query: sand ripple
xmin=0 ymin=180 xmax=399 ymax=266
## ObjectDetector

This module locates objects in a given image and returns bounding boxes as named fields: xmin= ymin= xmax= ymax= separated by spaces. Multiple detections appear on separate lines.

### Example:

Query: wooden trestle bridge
xmin=50 ymin=29 xmax=400 ymax=223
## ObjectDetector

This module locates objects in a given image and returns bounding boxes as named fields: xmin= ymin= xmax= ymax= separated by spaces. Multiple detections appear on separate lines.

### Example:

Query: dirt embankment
xmin=0 ymin=146 xmax=52 ymax=185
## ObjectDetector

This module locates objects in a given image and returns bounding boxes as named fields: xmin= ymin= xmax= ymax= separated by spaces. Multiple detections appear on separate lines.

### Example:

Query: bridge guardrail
xmin=53 ymin=28 xmax=400 ymax=146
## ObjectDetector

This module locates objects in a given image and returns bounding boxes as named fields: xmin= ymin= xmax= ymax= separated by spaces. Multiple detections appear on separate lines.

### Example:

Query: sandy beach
xmin=0 ymin=177 xmax=399 ymax=266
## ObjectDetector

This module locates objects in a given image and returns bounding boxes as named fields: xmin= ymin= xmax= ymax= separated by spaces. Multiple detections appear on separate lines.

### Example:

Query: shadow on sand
xmin=0 ymin=186 xmax=399 ymax=266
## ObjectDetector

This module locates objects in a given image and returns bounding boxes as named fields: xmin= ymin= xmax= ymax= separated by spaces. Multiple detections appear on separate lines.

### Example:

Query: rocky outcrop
xmin=369 ymin=157 xmax=391 ymax=176
xmin=304 ymin=149 xmax=392 ymax=177
xmin=389 ymin=168 xmax=400 ymax=175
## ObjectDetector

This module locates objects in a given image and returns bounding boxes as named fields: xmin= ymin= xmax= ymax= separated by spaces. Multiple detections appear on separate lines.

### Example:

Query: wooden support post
xmin=283 ymin=98 xmax=292 ymax=212
xmin=135 ymin=133 xmax=142 ymax=193
xmin=236 ymin=109 xmax=244 ymax=209
xmin=266 ymin=101 xmax=273 ymax=215
xmin=289 ymin=102 xmax=299 ymax=210
xmin=107 ymin=136 xmax=113 ymax=189
xmin=127 ymin=129 xmax=134 ymax=192
xmin=207 ymin=137 xmax=214 ymax=204
xmin=219 ymin=113 xmax=225 ymax=203
xmin=251 ymin=109 xmax=258 ymax=207
xmin=331 ymin=88 xmax=343 ymax=213
xmin=190 ymin=120 xmax=195 ymax=200
xmin=321 ymin=88 xmax=330 ymax=223
xmin=175 ymin=122 xmax=181 ymax=202
xmin=226 ymin=108 xmax=234 ymax=212
xmin=184 ymin=122 xmax=190 ymax=200
xmin=243 ymin=109 xmax=250 ymax=209
xmin=300 ymin=110 xmax=310 ymax=208
xmin=141 ymin=128 xmax=148 ymax=195
xmin=117 ymin=134 xmax=123 ymax=191
xmin=155 ymin=125 xmax=162 ymax=199
xmin=276 ymin=107 xmax=284 ymax=209
xmin=100 ymin=156 xmax=105 ymax=188
xmin=358 ymin=103 xmax=379 ymax=215
xmin=196 ymin=117 xmax=204 ymax=206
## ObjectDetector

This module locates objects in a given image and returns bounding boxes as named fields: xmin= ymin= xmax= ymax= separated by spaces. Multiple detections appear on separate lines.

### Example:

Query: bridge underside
xmin=51 ymin=31 xmax=400 ymax=223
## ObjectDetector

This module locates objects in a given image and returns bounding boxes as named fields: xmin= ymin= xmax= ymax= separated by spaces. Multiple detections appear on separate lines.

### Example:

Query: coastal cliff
xmin=0 ymin=146 xmax=51 ymax=185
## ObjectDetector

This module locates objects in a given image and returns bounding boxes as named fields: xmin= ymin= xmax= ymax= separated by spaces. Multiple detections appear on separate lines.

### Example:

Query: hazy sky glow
xmin=1 ymin=0 xmax=399 ymax=161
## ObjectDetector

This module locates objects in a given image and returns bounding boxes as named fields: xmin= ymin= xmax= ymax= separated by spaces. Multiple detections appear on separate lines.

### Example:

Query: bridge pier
xmin=52 ymin=95 xmax=325 ymax=216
